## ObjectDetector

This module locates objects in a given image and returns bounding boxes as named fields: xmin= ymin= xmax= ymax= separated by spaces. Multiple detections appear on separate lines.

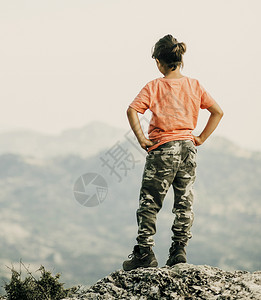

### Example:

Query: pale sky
xmin=0 ymin=0 xmax=260 ymax=151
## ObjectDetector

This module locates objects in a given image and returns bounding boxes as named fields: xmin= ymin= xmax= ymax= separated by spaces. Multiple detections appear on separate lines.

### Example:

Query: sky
xmin=0 ymin=0 xmax=260 ymax=151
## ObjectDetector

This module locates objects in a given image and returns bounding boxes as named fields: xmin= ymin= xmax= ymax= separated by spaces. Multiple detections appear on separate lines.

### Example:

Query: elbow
xmin=214 ymin=107 xmax=224 ymax=119
xmin=210 ymin=109 xmax=224 ymax=120
xmin=219 ymin=109 xmax=224 ymax=118
xmin=215 ymin=111 xmax=224 ymax=120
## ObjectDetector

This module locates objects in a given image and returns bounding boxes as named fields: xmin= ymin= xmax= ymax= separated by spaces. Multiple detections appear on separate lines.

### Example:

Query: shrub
xmin=3 ymin=262 xmax=78 ymax=300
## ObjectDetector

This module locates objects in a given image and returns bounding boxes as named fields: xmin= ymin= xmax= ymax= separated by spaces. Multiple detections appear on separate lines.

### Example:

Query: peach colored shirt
xmin=129 ymin=76 xmax=216 ymax=152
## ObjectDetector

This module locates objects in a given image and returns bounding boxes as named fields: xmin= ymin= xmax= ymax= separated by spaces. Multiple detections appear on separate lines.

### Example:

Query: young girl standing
xmin=123 ymin=34 xmax=223 ymax=271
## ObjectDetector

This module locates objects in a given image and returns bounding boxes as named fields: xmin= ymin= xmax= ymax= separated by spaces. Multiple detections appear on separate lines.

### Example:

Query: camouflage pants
xmin=136 ymin=140 xmax=197 ymax=247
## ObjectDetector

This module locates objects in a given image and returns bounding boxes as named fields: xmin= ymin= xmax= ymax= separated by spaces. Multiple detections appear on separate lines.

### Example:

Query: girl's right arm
xmin=127 ymin=107 xmax=155 ymax=151
xmin=193 ymin=102 xmax=224 ymax=146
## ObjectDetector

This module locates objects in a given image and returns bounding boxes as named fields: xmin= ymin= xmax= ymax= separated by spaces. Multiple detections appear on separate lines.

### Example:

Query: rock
xmin=63 ymin=264 xmax=261 ymax=299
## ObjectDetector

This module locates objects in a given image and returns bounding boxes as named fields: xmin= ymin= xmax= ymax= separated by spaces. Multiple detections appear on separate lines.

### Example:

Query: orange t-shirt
xmin=129 ymin=76 xmax=216 ymax=152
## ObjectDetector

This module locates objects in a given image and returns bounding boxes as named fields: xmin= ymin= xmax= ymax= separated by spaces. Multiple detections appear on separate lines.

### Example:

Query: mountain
xmin=1 ymin=120 xmax=259 ymax=160
xmin=62 ymin=263 xmax=261 ymax=299
xmin=0 ymin=121 xmax=260 ymax=295
xmin=0 ymin=121 xmax=126 ymax=158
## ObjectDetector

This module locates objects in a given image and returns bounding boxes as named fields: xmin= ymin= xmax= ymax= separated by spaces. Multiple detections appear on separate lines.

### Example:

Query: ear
xmin=155 ymin=59 xmax=161 ymax=67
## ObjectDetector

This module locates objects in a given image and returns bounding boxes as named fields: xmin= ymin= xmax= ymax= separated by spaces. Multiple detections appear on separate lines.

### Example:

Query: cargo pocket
xmin=184 ymin=146 xmax=197 ymax=173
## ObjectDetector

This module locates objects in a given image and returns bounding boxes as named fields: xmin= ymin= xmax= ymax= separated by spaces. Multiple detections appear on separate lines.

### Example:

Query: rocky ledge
xmin=63 ymin=263 xmax=261 ymax=300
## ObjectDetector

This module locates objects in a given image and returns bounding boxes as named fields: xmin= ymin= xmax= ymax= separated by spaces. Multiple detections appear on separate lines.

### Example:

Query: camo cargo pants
xmin=136 ymin=140 xmax=197 ymax=247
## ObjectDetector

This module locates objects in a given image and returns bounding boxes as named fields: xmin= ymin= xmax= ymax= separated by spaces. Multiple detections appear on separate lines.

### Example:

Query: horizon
xmin=0 ymin=119 xmax=260 ymax=154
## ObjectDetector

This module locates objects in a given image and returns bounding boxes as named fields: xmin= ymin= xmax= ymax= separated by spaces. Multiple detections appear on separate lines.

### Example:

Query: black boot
xmin=123 ymin=245 xmax=158 ymax=271
xmin=165 ymin=241 xmax=187 ymax=267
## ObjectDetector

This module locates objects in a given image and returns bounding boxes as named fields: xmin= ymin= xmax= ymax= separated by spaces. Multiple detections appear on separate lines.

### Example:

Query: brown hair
xmin=151 ymin=34 xmax=186 ymax=71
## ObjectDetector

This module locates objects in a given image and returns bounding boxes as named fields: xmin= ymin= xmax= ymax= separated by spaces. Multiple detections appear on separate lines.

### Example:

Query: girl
xmin=123 ymin=34 xmax=223 ymax=271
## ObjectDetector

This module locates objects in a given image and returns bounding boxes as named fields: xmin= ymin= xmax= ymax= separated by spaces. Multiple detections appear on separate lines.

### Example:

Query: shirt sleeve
xmin=129 ymin=84 xmax=150 ymax=114
xmin=200 ymin=84 xmax=216 ymax=109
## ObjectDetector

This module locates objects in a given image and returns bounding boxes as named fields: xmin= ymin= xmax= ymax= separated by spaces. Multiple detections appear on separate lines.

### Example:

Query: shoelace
xmin=128 ymin=251 xmax=148 ymax=259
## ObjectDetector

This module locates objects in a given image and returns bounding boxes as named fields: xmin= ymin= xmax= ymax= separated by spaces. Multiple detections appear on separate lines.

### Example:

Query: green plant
xmin=4 ymin=261 xmax=78 ymax=300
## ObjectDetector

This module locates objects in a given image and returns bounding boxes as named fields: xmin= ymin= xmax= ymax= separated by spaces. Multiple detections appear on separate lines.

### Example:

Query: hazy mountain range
xmin=0 ymin=121 xmax=260 ymax=294
xmin=0 ymin=121 xmax=126 ymax=158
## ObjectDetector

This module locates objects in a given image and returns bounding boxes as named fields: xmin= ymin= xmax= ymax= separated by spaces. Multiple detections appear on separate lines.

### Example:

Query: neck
xmin=163 ymin=67 xmax=183 ymax=79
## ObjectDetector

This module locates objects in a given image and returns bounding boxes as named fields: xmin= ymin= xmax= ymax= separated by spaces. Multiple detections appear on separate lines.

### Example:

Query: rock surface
xmin=63 ymin=264 xmax=261 ymax=299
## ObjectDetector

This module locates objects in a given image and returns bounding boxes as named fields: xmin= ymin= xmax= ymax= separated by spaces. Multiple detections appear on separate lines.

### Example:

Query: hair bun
xmin=171 ymin=42 xmax=186 ymax=56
